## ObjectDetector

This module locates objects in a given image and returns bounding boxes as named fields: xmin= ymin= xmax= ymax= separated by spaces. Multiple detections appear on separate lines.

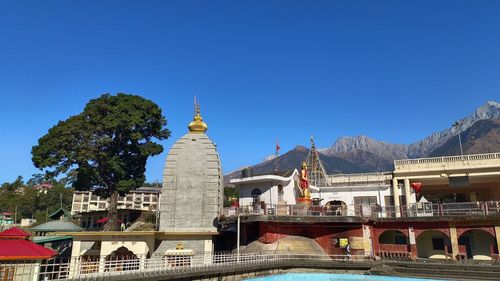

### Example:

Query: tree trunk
xmin=104 ymin=190 xmax=119 ymax=231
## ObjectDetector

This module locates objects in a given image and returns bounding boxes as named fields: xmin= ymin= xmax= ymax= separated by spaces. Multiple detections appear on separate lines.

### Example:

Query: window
xmin=0 ymin=265 xmax=16 ymax=281
xmin=74 ymin=194 xmax=83 ymax=202
xmin=432 ymin=237 xmax=445 ymax=251
xmin=384 ymin=196 xmax=407 ymax=206
xmin=354 ymin=196 xmax=378 ymax=205
xmin=251 ymin=189 xmax=261 ymax=198
xmin=278 ymin=184 xmax=284 ymax=201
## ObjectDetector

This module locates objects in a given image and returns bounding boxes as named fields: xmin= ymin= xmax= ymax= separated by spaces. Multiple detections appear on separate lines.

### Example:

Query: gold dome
xmin=188 ymin=100 xmax=208 ymax=134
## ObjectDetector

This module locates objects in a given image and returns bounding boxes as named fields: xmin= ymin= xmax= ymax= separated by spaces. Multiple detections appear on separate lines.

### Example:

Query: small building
xmin=71 ymin=186 xmax=161 ymax=215
xmin=0 ymin=227 xmax=56 ymax=281
xmin=231 ymin=170 xmax=397 ymax=216
xmin=31 ymin=208 xmax=83 ymax=236
xmin=0 ymin=212 xmax=15 ymax=228
xmin=30 ymin=208 xmax=83 ymax=261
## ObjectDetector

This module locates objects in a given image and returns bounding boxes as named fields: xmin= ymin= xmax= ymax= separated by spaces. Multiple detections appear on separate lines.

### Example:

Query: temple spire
xmin=188 ymin=97 xmax=208 ymax=134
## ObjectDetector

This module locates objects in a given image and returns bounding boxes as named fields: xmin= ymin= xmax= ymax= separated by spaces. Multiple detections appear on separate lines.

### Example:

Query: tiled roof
xmin=48 ymin=208 xmax=73 ymax=220
xmin=0 ymin=227 xmax=30 ymax=239
xmin=0 ymin=239 xmax=56 ymax=260
xmin=31 ymin=220 xmax=84 ymax=232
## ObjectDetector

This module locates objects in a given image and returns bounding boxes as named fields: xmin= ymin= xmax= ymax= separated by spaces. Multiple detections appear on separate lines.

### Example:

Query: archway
xmin=251 ymin=188 xmax=262 ymax=212
xmin=458 ymin=229 xmax=497 ymax=260
xmin=379 ymin=230 xmax=408 ymax=245
xmin=324 ymin=200 xmax=347 ymax=215
xmin=105 ymin=246 xmax=139 ymax=271
xmin=416 ymin=230 xmax=451 ymax=259
xmin=378 ymin=230 xmax=410 ymax=259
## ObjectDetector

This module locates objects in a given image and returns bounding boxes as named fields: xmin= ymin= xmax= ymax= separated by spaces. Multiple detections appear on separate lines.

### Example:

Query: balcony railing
xmin=394 ymin=152 xmax=500 ymax=166
xmin=223 ymin=200 xmax=500 ymax=219
xmin=326 ymin=172 xmax=392 ymax=187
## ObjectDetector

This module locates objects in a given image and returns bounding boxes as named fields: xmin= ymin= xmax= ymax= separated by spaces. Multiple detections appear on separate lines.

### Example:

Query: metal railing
xmin=394 ymin=152 xmax=500 ymax=166
xmin=224 ymin=200 xmax=500 ymax=219
xmin=0 ymin=252 xmax=370 ymax=280
xmin=326 ymin=172 xmax=392 ymax=187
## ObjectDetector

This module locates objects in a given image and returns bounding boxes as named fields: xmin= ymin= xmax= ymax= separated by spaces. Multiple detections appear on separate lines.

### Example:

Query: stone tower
xmin=155 ymin=101 xmax=223 ymax=256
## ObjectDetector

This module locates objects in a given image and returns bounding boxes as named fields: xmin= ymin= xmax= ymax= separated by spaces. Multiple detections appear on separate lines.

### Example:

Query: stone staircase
xmin=372 ymin=261 xmax=500 ymax=280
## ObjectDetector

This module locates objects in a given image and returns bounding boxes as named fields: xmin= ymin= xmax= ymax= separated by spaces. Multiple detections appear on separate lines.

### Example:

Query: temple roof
xmin=30 ymin=219 xmax=84 ymax=232
xmin=187 ymin=99 xmax=208 ymax=134
xmin=0 ymin=227 xmax=30 ymax=239
xmin=0 ymin=240 xmax=57 ymax=260
xmin=48 ymin=207 xmax=73 ymax=220
xmin=0 ymin=227 xmax=56 ymax=260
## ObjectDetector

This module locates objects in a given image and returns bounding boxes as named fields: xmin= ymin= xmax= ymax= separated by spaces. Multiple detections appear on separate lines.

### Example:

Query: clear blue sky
xmin=1 ymin=1 xmax=499 ymax=184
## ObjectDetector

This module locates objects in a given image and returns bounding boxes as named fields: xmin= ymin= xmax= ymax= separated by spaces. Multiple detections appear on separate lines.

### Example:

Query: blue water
xmin=245 ymin=273 xmax=449 ymax=281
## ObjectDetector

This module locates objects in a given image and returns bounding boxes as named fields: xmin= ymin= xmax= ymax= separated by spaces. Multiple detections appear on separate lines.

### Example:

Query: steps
xmin=379 ymin=261 xmax=500 ymax=280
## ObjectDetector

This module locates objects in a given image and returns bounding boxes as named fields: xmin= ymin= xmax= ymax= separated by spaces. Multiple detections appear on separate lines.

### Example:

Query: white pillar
xmin=98 ymin=255 xmax=106 ymax=273
xmin=392 ymin=178 xmax=401 ymax=218
xmin=404 ymin=178 xmax=412 ymax=209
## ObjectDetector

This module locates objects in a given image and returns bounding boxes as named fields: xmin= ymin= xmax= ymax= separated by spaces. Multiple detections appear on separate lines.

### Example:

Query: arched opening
xmin=324 ymin=200 xmax=347 ymax=216
xmin=379 ymin=230 xmax=408 ymax=244
xmin=277 ymin=184 xmax=284 ymax=201
xmin=416 ymin=230 xmax=451 ymax=259
xmin=251 ymin=188 xmax=262 ymax=211
xmin=105 ymin=246 xmax=139 ymax=271
xmin=377 ymin=230 xmax=410 ymax=259
xmin=251 ymin=188 xmax=261 ymax=201
xmin=79 ymin=242 xmax=101 ymax=274
xmin=458 ymin=229 xmax=497 ymax=260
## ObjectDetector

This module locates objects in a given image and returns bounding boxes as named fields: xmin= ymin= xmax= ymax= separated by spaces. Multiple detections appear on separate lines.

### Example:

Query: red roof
xmin=0 ymin=240 xmax=57 ymax=260
xmin=0 ymin=227 xmax=30 ymax=239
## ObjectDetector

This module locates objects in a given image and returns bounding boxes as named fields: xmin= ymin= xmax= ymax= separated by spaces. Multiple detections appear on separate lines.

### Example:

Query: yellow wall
xmin=417 ymin=231 xmax=449 ymax=259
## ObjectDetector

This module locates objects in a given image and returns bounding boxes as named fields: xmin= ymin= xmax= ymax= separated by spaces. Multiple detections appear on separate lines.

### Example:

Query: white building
xmin=230 ymin=170 xmax=414 ymax=216
xmin=71 ymin=186 xmax=161 ymax=215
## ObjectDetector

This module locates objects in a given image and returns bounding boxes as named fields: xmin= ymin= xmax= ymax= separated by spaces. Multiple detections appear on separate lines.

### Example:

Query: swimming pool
xmin=245 ymin=273 xmax=449 ymax=281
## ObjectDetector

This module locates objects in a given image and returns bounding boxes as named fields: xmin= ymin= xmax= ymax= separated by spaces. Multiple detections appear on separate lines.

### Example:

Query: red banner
xmin=411 ymin=182 xmax=422 ymax=193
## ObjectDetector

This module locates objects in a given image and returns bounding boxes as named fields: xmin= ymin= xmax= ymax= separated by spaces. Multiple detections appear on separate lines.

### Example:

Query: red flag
xmin=276 ymin=142 xmax=280 ymax=152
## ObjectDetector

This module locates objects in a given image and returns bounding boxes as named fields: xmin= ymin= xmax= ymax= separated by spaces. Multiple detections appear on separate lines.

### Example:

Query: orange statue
xmin=299 ymin=161 xmax=311 ymax=199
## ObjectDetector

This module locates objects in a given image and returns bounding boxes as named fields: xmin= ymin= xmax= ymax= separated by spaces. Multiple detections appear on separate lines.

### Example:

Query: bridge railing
xmin=0 ymin=252 xmax=370 ymax=280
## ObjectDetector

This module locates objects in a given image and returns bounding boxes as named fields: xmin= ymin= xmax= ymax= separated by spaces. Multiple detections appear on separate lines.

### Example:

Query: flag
xmin=276 ymin=142 xmax=280 ymax=152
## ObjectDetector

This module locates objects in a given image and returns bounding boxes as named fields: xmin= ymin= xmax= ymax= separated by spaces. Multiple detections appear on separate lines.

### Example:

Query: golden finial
xmin=188 ymin=96 xmax=208 ymax=134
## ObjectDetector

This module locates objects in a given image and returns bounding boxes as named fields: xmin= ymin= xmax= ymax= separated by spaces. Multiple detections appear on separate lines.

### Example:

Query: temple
xmin=231 ymin=142 xmax=500 ymax=261
xmin=155 ymin=99 xmax=223 ymax=256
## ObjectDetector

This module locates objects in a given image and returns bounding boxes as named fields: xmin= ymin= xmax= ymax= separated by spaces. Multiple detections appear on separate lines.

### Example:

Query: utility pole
xmin=275 ymin=140 xmax=280 ymax=174
xmin=237 ymin=214 xmax=240 ymax=263
xmin=454 ymin=121 xmax=465 ymax=158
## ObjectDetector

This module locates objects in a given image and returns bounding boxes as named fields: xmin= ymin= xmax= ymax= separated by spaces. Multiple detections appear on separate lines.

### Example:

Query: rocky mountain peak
xmin=408 ymin=101 xmax=500 ymax=157
xmin=319 ymin=135 xmax=408 ymax=160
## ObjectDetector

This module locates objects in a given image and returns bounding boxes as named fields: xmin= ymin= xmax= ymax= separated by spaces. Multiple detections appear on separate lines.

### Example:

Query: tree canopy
xmin=0 ymin=175 xmax=73 ymax=225
xmin=32 ymin=93 xmax=170 ymax=230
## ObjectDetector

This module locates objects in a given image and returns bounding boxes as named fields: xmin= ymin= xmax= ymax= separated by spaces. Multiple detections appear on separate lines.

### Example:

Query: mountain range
xmin=226 ymin=101 xmax=500 ymax=181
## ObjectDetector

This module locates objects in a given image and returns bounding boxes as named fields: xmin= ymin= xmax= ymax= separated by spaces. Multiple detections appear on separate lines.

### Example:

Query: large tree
xmin=32 ymin=93 xmax=170 ymax=230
